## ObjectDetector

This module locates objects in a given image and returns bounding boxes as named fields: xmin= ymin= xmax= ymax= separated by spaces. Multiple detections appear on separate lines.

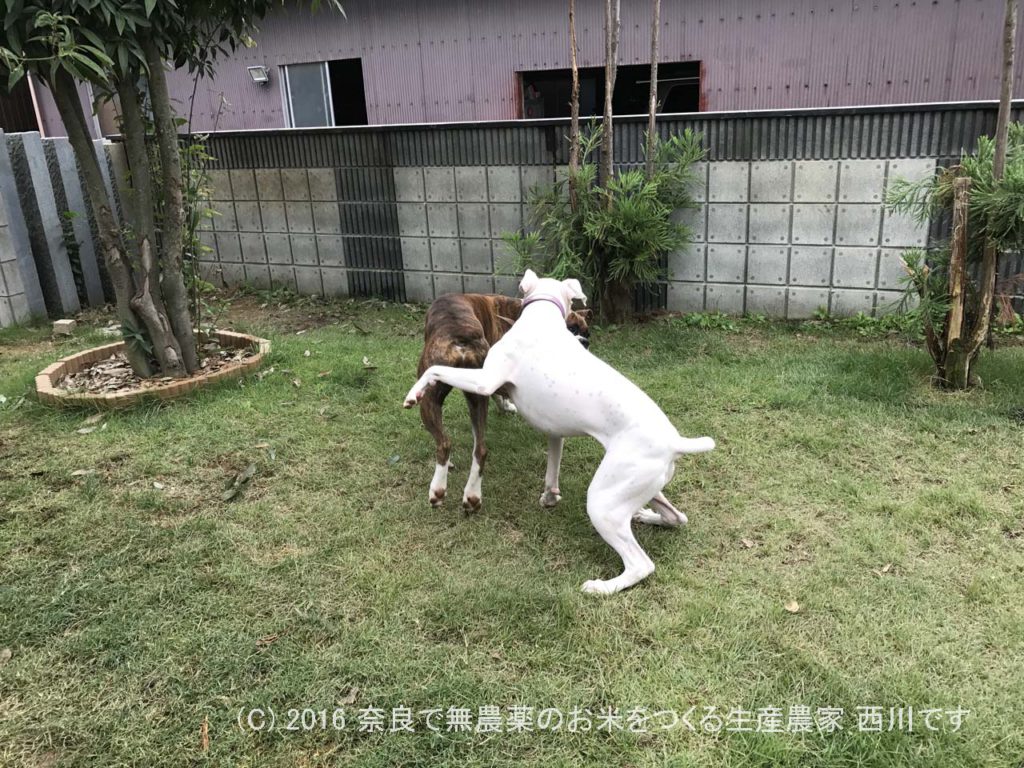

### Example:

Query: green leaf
xmin=4 ymin=0 xmax=24 ymax=32
xmin=78 ymin=27 xmax=105 ymax=52
xmin=65 ymin=51 xmax=108 ymax=82
xmin=6 ymin=65 xmax=23 ymax=92
xmin=144 ymin=0 xmax=156 ymax=16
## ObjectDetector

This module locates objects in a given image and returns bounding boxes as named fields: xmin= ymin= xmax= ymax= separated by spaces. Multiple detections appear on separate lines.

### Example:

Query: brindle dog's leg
xmin=420 ymin=382 xmax=454 ymax=507
xmin=462 ymin=393 xmax=488 ymax=513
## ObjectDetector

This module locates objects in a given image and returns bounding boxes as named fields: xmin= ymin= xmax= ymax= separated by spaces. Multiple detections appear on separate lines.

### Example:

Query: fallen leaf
xmin=153 ymin=481 xmax=165 ymax=490
xmin=0 ymin=648 xmax=11 ymax=665
xmin=292 ymin=378 xmax=302 ymax=388
xmin=200 ymin=716 xmax=209 ymax=753
xmin=489 ymin=650 xmax=503 ymax=660
xmin=339 ymin=687 xmax=359 ymax=706
xmin=256 ymin=633 xmax=279 ymax=647
xmin=70 ymin=469 xmax=96 ymax=477
xmin=222 ymin=463 xmax=257 ymax=501
xmin=362 ymin=356 xmax=376 ymax=370
xmin=784 ymin=600 xmax=801 ymax=614
xmin=740 ymin=538 xmax=755 ymax=549
xmin=0 ymin=395 xmax=7 ymax=405
xmin=881 ymin=562 xmax=893 ymax=573
xmin=82 ymin=413 xmax=104 ymax=425
xmin=254 ymin=442 xmax=270 ymax=449
xmin=387 ymin=454 xmax=401 ymax=466
xmin=317 ymin=370 xmax=331 ymax=378
xmin=303 ymin=350 xmax=311 ymax=357
xmin=296 ymin=329 xmax=307 ymax=335
xmin=76 ymin=426 xmax=97 ymax=435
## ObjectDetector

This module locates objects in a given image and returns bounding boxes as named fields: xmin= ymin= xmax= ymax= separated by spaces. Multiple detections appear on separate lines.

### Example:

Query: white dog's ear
xmin=520 ymin=269 xmax=540 ymax=295
xmin=562 ymin=278 xmax=587 ymax=306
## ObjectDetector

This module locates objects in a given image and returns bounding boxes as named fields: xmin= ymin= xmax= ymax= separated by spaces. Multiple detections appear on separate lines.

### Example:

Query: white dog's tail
xmin=674 ymin=435 xmax=716 ymax=455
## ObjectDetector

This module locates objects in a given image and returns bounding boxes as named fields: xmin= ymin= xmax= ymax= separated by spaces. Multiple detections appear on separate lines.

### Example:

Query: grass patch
xmin=1 ymin=297 xmax=1022 ymax=766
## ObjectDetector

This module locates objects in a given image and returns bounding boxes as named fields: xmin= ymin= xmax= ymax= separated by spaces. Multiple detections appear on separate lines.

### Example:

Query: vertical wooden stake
xmin=945 ymin=176 xmax=971 ymax=349
xmin=645 ymin=0 xmax=661 ymax=179
xmin=568 ymin=0 xmax=580 ymax=211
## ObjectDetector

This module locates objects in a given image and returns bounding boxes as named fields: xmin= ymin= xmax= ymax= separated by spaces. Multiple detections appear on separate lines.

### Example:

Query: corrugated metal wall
xmin=158 ymin=0 xmax=1024 ymax=132
xmin=205 ymin=102 xmax=1024 ymax=168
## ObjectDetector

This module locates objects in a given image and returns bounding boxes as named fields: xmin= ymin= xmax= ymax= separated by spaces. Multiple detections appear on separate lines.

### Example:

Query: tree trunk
xmin=600 ymin=0 xmax=620 ymax=193
xmin=568 ymin=0 xmax=581 ymax=211
xmin=144 ymin=39 xmax=199 ymax=374
xmin=956 ymin=0 xmax=1016 ymax=388
xmin=117 ymin=75 xmax=187 ymax=378
xmin=50 ymin=71 xmax=153 ymax=377
xmin=601 ymin=275 xmax=633 ymax=325
xmin=645 ymin=0 xmax=661 ymax=179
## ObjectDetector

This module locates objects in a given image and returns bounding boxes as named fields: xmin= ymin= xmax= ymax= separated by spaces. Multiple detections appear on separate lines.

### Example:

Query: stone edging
xmin=35 ymin=330 xmax=272 ymax=409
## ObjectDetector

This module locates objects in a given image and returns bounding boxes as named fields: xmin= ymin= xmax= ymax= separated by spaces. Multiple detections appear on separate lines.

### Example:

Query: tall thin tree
xmin=645 ymin=0 xmax=661 ymax=179
xmin=945 ymin=0 xmax=1017 ymax=388
xmin=600 ymin=0 xmax=620 ymax=195
xmin=568 ymin=0 xmax=581 ymax=210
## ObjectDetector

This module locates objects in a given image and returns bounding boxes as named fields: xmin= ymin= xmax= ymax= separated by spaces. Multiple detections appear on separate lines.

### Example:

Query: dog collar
xmin=522 ymin=295 xmax=567 ymax=318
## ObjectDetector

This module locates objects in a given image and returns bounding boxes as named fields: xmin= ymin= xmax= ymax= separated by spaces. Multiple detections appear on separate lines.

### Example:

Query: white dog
xmin=404 ymin=270 xmax=715 ymax=594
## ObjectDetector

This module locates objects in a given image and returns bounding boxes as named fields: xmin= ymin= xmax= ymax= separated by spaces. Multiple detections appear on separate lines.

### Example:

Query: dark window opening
xmin=0 ymin=78 xmax=39 ymax=133
xmin=520 ymin=61 xmax=700 ymax=119
xmin=284 ymin=57 xmax=368 ymax=128
xmin=327 ymin=58 xmax=368 ymax=126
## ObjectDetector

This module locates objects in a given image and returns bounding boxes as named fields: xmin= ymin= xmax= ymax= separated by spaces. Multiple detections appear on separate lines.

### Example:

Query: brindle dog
xmin=417 ymin=293 xmax=590 ymax=512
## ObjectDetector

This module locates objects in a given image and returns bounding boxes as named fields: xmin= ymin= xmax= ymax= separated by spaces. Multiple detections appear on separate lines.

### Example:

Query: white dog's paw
xmin=632 ymin=508 xmax=663 ymax=525
xmin=581 ymin=579 xmax=617 ymax=595
xmin=428 ymin=487 xmax=446 ymax=507
xmin=462 ymin=494 xmax=481 ymax=514
xmin=494 ymin=396 xmax=517 ymax=414
xmin=539 ymin=489 xmax=562 ymax=508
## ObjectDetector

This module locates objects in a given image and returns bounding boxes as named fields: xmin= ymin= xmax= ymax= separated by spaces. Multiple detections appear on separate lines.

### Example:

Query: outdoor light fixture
xmin=247 ymin=65 xmax=270 ymax=85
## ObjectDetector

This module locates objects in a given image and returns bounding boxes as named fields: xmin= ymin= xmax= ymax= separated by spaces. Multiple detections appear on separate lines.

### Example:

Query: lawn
xmin=1 ymin=295 xmax=1022 ymax=767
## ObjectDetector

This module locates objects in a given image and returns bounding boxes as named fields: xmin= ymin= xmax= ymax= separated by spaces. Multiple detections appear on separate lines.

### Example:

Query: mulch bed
xmin=57 ymin=342 xmax=257 ymax=395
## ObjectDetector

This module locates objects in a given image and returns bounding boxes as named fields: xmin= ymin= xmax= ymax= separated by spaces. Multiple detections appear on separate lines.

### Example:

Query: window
xmin=520 ymin=61 xmax=700 ymax=119
xmin=283 ymin=58 xmax=368 ymax=128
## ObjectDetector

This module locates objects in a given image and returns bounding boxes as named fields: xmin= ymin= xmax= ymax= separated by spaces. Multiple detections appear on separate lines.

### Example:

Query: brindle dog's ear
xmin=577 ymin=308 xmax=593 ymax=321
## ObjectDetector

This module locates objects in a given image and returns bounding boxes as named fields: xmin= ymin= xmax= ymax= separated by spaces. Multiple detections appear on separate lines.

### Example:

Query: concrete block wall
xmin=200 ymin=167 xmax=349 ymax=298
xmin=197 ymin=154 xmax=937 ymax=318
xmin=394 ymin=165 xmax=535 ymax=301
xmin=665 ymin=158 xmax=935 ymax=318
xmin=196 ymin=105 xmax=1024 ymax=317
xmin=199 ymin=166 xmax=409 ymax=300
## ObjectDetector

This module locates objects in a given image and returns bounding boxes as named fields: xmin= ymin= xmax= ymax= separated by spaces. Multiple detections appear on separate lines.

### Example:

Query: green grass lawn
xmin=1 ymin=296 xmax=1023 ymax=767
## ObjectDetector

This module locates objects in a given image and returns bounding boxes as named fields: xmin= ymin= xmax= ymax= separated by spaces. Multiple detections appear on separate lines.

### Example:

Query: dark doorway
xmin=520 ymin=61 xmax=700 ymax=119
xmin=327 ymin=58 xmax=368 ymax=126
